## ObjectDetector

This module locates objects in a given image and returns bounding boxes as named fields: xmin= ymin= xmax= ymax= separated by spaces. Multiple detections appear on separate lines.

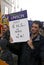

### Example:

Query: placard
xmin=9 ymin=10 xmax=30 ymax=43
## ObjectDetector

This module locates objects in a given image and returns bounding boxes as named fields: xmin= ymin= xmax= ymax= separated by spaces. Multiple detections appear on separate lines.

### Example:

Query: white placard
xmin=9 ymin=10 xmax=30 ymax=43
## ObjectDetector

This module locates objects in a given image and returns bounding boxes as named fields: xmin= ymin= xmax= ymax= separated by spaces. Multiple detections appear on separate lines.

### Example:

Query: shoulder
xmin=39 ymin=34 xmax=44 ymax=46
xmin=40 ymin=34 xmax=44 ymax=40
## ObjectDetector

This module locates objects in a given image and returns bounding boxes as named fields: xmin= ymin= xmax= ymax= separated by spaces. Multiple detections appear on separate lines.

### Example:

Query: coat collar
xmin=34 ymin=35 xmax=40 ymax=41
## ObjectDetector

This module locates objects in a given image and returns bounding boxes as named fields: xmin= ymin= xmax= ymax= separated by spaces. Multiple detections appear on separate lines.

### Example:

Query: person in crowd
xmin=9 ymin=21 xmax=44 ymax=65
xmin=0 ymin=39 xmax=14 ymax=65
xmin=0 ymin=24 xmax=11 ymax=49
xmin=2 ymin=24 xmax=10 ymax=41
xmin=0 ymin=24 xmax=18 ymax=65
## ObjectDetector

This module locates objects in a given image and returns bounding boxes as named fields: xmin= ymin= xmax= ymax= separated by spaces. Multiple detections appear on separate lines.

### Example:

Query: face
xmin=31 ymin=23 xmax=39 ymax=34
xmin=2 ymin=25 xmax=9 ymax=34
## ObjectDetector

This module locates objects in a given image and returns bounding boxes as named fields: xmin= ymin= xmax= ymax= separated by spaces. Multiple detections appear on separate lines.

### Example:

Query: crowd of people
xmin=0 ymin=20 xmax=44 ymax=65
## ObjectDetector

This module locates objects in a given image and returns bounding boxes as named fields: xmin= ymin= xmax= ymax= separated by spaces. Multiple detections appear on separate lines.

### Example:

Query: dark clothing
xmin=0 ymin=39 xmax=14 ymax=65
xmin=0 ymin=50 xmax=14 ymax=65
xmin=1 ymin=30 xmax=10 ymax=49
xmin=18 ymin=43 xmax=40 ymax=65
xmin=3 ymin=30 xmax=10 ymax=41
xmin=9 ymin=34 xmax=44 ymax=65
xmin=39 ymin=35 xmax=44 ymax=65
xmin=0 ymin=39 xmax=8 ymax=49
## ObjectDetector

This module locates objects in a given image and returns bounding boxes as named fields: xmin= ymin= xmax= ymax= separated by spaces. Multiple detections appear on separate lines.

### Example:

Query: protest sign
xmin=9 ymin=10 xmax=30 ymax=43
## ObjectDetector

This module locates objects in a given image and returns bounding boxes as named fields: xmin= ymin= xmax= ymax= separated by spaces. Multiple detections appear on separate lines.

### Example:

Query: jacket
xmin=0 ymin=39 xmax=14 ymax=65
xmin=9 ymin=34 xmax=44 ymax=65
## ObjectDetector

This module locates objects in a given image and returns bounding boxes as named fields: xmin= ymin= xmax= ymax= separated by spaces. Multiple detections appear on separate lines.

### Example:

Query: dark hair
xmin=32 ymin=20 xmax=42 ymax=28
xmin=3 ymin=24 xmax=10 ymax=40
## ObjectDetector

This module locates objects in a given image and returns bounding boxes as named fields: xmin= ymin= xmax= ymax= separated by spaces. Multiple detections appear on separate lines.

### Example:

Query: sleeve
xmin=27 ymin=41 xmax=40 ymax=58
xmin=39 ymin=37 xmax=44 ymax=65
xmin=4 ymin=51 xmax=14 ymax=65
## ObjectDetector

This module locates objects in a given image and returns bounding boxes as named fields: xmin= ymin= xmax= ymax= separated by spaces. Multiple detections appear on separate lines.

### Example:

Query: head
xmin=2 ymin=24 xmax=9 ymax=34
xmin=31 ymin=21 xmax=41 ymax=35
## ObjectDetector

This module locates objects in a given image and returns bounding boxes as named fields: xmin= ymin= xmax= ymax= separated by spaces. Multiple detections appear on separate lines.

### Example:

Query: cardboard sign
xmin=9 ymin=10 xmax=30 ymax=43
